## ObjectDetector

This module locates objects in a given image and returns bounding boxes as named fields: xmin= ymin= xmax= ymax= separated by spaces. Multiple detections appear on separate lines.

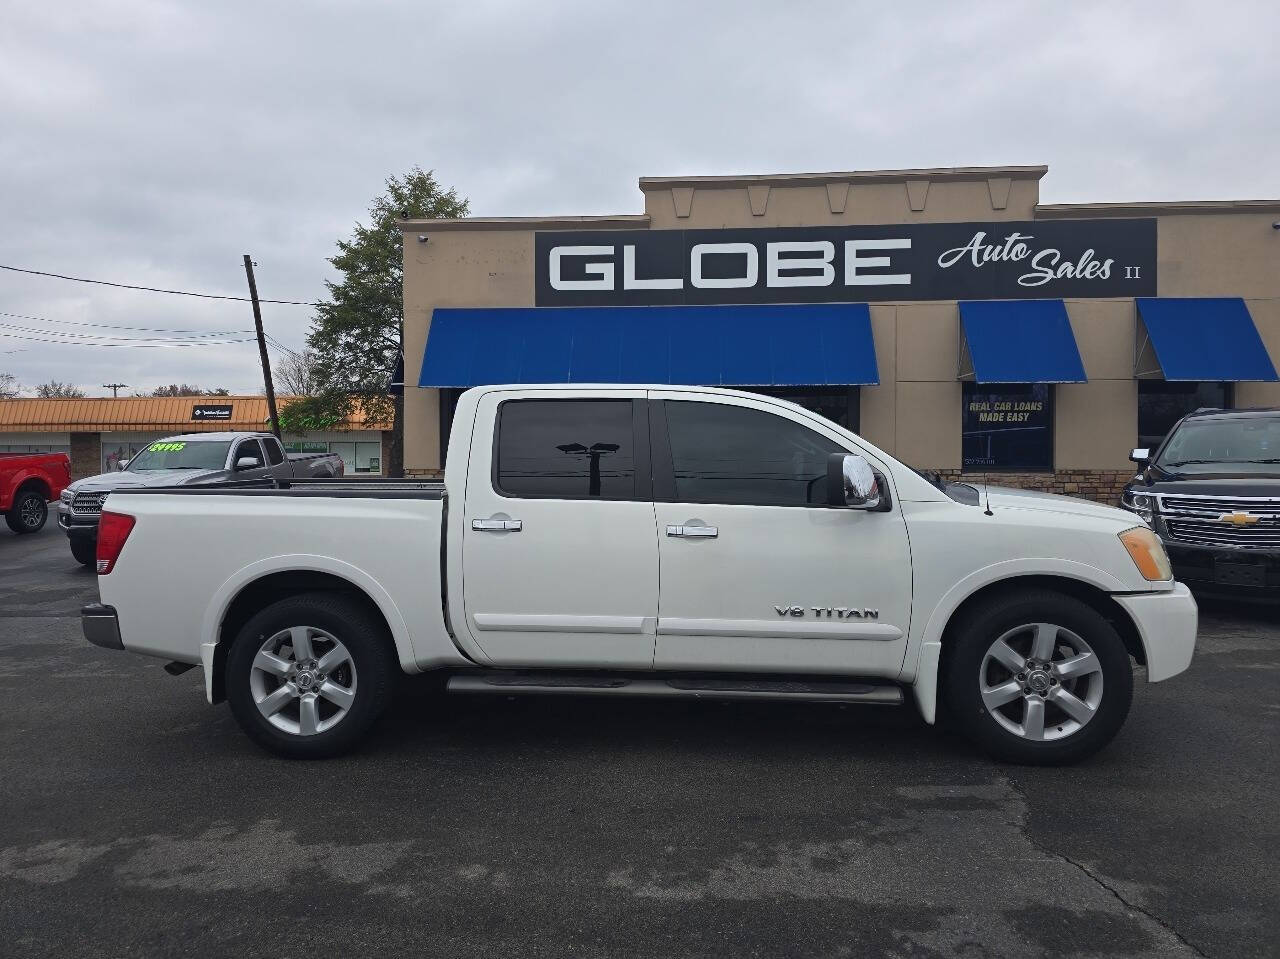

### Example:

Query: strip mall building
xmin=0 ymin=395 xmax=386 ymax=478
xmin=399 ymin=165 xmax=1280 ymax=501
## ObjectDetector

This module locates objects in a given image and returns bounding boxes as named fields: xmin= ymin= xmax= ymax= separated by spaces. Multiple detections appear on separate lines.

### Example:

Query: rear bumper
xmin=81 ymin=603 xmax=124 ymax=650
xmin=1112 ymin=583 xmax=1198 ymax=682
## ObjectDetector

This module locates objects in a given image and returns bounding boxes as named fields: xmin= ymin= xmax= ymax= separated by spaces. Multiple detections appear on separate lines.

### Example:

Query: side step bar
xmin=446 ymin=674 xmax=903 ymax=705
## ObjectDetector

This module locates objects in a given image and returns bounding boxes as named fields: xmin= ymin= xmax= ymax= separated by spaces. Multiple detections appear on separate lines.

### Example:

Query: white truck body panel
xmin=95 ymin=384 xmax=1198 ymax=727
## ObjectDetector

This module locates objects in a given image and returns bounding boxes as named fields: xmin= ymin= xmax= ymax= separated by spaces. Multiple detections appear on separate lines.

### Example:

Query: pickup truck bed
xmin=81 ymin=384 xmax=1198 ymax=766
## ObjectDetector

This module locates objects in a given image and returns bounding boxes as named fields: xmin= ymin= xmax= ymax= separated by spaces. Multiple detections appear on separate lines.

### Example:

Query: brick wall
xmin=935 ymin=469 xmax=1134 ymax=505
xmin=69 ymin=432 xmax=101 ymax=480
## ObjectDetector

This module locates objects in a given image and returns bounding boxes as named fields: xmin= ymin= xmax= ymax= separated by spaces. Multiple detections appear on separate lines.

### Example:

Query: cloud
xmin=1 ymin=0 xmax=1277 ymax=394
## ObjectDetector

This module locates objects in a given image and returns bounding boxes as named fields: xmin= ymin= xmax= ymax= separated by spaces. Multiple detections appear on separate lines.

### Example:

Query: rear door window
xmin=495 ymin=399 xmax=643 ymax=500
xmin=264 ymin=437 xmax=285 ymax=466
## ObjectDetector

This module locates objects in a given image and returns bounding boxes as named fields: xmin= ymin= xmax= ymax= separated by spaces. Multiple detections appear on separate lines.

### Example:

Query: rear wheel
xmin=70 ymin=538 xmax=97 ymax=567
xmin=5 ymin=489 xmax=48 ymax=534
xmin=943 ymin=590 xmax=1133 ymax=765
xmin=226 ymin=592 xmax=397 ymax=758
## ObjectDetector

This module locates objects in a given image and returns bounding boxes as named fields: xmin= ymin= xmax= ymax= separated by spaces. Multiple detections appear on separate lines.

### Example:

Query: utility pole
xmin=243 ymin=254 xmax=282 ymax=440
xmin=102 ymin=383 xmax=128 ymax=398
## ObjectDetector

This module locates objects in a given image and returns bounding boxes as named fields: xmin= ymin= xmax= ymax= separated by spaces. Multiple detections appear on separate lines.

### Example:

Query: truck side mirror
xmin=826 ymin=453 xmax=884 ymax=510
xmin=117 ymin=459 xmax=130 ymax=471
xmin=1129 ymin=448 xmax=1151 ymax=465
xmin=235 ymin=456 xmax=261 ymax=470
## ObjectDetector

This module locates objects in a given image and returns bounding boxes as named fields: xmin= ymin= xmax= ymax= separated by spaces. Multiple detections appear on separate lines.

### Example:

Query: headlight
xmin=60 ymin=489 xmax=74 ymax=503
xmin=1119 ymin=526 xmax=1173 ymax=582
xmin=1120 ymin=489 xmax=1155 ymax=524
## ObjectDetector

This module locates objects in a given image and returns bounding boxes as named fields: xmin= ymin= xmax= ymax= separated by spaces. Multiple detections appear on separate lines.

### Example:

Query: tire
xmin=942 ymin=589 xmax=1133 ymax=766
xmin=5 ymin=489 xmax=48 ymax=534
xmin=226 ymin=592 xmax=397 ymax=759
xmin=70 ymin=538 xmax=97 ymax=567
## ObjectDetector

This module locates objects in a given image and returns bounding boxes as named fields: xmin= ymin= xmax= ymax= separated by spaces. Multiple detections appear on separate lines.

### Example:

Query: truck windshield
xmin=127 ymin=441 xmax=231 ymax=471
xmin=1155 ymin=416 xmax=1280 ymax=473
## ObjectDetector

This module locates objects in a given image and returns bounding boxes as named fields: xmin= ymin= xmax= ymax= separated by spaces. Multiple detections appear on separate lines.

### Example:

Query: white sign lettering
xmin=845 ymin=238 xmax=911 ymax=286
xmin=766 ymin=241 xmax=835 ymax=288
xmin=938 ymin=231 xmax=1113 ymax=288
xmin=691 ymin=242 xmax=758 ymax=289
xmin=549 ymin=245 xmax=614 ymax=291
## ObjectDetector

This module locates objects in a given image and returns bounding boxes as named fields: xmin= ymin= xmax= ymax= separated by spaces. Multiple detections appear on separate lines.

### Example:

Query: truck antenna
xmin=983 ymin=482 xmax=994 ymax=516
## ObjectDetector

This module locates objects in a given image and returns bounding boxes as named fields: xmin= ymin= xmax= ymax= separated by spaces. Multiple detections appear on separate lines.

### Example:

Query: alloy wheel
xmin=978 ymin=622 xmax=1104 ymax=742
xmin=20 ymin=496 xmax=44 ymax=529
xmin=249 ymin=626 xmax=358 ymax=736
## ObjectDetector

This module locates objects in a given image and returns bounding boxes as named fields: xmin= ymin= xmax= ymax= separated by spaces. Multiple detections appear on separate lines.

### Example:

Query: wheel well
xmin=211 ymin=570 xmax=394 ymax=703
xmin=15 ymin=478 xmax=52 ymax=502
xmin=938 ymin=575 xmax=1146 ymax=672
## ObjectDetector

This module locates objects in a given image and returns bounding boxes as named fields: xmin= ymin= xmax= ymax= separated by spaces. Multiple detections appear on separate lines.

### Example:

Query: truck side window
xmin=264 ymin=437 xmax=285 ymax=466
xmin=663 ymin=401 xmax=843 ymax=507
xmin=234 ymin=440 xmax=264 ymax=468
xmin=496 ymin=400 xmax=637 ymax=500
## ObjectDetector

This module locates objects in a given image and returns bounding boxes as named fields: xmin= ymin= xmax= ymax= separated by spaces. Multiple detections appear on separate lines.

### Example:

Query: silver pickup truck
xmin=59 ymin=431 xmax=344 ymax=566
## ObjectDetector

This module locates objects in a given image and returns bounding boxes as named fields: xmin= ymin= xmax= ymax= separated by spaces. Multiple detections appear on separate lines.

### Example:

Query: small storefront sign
xmin=191 ymin=404 xmax=233 ymax=421
xmin=536 ymin=219 xmax=1156 ymax=306
xmin=962 ymin=385 xmax=1053 ymax=471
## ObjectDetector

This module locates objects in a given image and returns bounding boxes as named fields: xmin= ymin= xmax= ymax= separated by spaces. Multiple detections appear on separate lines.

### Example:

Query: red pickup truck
xmin=1 ymin=452 xmax=72 ymax=534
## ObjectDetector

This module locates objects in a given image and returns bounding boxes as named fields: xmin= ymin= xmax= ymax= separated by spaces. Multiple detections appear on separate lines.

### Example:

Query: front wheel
xmin=226 ymin=592 xmax=397 ymax=758
xmin=943 ymin=590 xmax=1133 ymax=765
xmin=70 ymin=537 xmax=97 ymax=567
xmin=5 ymin=490 xmax=48 ymax=534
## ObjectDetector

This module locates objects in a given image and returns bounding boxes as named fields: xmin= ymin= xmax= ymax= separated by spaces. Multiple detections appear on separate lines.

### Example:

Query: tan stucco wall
xmin=402 ymin=230 xmax=537 ymax=470
xmin=401 ymin=168 xmax=1280 ymax=476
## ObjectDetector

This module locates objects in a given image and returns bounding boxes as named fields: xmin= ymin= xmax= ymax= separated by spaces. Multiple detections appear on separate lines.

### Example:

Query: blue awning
xmin=418 ymin=304 xmax=879 ymax=387
xmin=1136 ymin=297 xmax=1277 ymax=381
xmin=958 ymin=300 xmax=1087 ymax=384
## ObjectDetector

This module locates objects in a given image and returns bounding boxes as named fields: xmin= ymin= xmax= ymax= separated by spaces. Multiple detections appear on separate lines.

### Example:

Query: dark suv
xmin=1121 ymin=408 xmax=1280 ymax=597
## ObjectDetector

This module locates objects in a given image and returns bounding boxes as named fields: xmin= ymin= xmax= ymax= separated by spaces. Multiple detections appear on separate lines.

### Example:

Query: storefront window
xmin=739 ymin=387 xmax=860 ymax=432
xmin=962 ymin=383 xmax=1053 ymax=472
xmin=1138 ymin=381 xmax=1231 ymax=451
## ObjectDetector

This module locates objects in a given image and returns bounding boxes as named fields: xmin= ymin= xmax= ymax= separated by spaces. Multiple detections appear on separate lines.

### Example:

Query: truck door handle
xmin=666 ymin=524 xmax=718 ymax=538
xmin=472 ymin=518 xmax=523 ymax=532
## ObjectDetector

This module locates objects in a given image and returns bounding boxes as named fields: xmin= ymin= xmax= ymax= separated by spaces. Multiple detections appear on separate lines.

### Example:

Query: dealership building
xmin=0 ymin=395 xmax=386 ymax=478
xmin=398 ymin=164 xmax=1280 ymax=501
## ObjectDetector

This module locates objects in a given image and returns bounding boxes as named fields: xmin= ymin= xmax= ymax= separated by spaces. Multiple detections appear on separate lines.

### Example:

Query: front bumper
xmin=1112 ymin=583 xmax=1197 ymax=682
xmin=1161 ymin=539 xmax=1280 ymax=595
xmin=58 ymin=503 xmax=99 ymax=540
xmin=81 ymin=603 xmax=124 ymax=650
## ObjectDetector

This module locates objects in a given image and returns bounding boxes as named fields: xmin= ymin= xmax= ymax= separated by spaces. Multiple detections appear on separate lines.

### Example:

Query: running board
xmin=446 ymin=673 xmax=903 ymax=705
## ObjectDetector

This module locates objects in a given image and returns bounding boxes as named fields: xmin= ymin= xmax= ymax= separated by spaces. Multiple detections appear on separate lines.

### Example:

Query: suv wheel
xmin=70 ymin=538 xmax=97 ymax=567
xmin=5 ymin=489 xmax=48 ymax=534
xmin=943 ymin=590 xmax=1133 ymax=765
xmin=226 ymin=592 xmax=396 ymax=759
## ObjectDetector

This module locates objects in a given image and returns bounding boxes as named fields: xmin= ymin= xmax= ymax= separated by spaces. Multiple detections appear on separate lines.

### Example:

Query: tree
xmin=292 ymin=168 xmax=469 ymax=475
xmin=275 ymin=349 xmax=321 ymax=396
xmin=151 ymin=384 xmax=229 ymax=397
xmin=34 ymin=381 xmax=87 ymax=398
xmin=0 ymin=372 xmax=17 ymax=399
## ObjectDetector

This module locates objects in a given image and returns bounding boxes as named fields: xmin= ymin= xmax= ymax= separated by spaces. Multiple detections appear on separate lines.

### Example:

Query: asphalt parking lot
xmin=2 ymin=522 xmax=1278 ymax=958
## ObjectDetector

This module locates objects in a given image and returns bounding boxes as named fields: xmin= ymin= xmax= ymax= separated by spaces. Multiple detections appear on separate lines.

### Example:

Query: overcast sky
xmin=2 ymin=0 xmax=1277 ymax=396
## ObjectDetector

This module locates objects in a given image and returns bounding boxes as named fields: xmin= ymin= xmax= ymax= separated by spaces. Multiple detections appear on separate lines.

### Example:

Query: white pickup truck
xmin=81 ymin=385 xmax=1197 ymax=764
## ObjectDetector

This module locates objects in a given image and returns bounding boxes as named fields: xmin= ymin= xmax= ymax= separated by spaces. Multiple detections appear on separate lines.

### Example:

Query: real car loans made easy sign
xmin=535 ymin=219 xmax=1156 ymax=306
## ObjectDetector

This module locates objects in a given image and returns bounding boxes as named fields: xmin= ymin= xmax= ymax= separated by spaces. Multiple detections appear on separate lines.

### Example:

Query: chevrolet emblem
xmin=1218 ymin=512 xmax=1260 ymax=526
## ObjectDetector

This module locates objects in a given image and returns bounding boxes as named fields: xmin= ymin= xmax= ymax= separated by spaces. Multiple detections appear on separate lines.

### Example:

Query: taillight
xmin=96 ymin=511 xmax=136 ymax=575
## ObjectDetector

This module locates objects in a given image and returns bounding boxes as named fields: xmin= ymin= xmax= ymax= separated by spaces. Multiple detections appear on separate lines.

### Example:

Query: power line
xmin=0 ymin=330 xmax=258 ymax=349
xmin=0 ymin=263 xmax=320 ymax=306
xmin=0 ymin=322 xmax=253 ymax=344
xmin=0 ymin=310 xmax=253 ymax=335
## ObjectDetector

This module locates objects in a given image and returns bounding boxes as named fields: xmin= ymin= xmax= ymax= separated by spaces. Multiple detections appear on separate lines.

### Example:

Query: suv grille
xmin=72 ymin=491 xmax=109 ymax=514
xmin=1159 ymin=493 xmax=1280 ymax=549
